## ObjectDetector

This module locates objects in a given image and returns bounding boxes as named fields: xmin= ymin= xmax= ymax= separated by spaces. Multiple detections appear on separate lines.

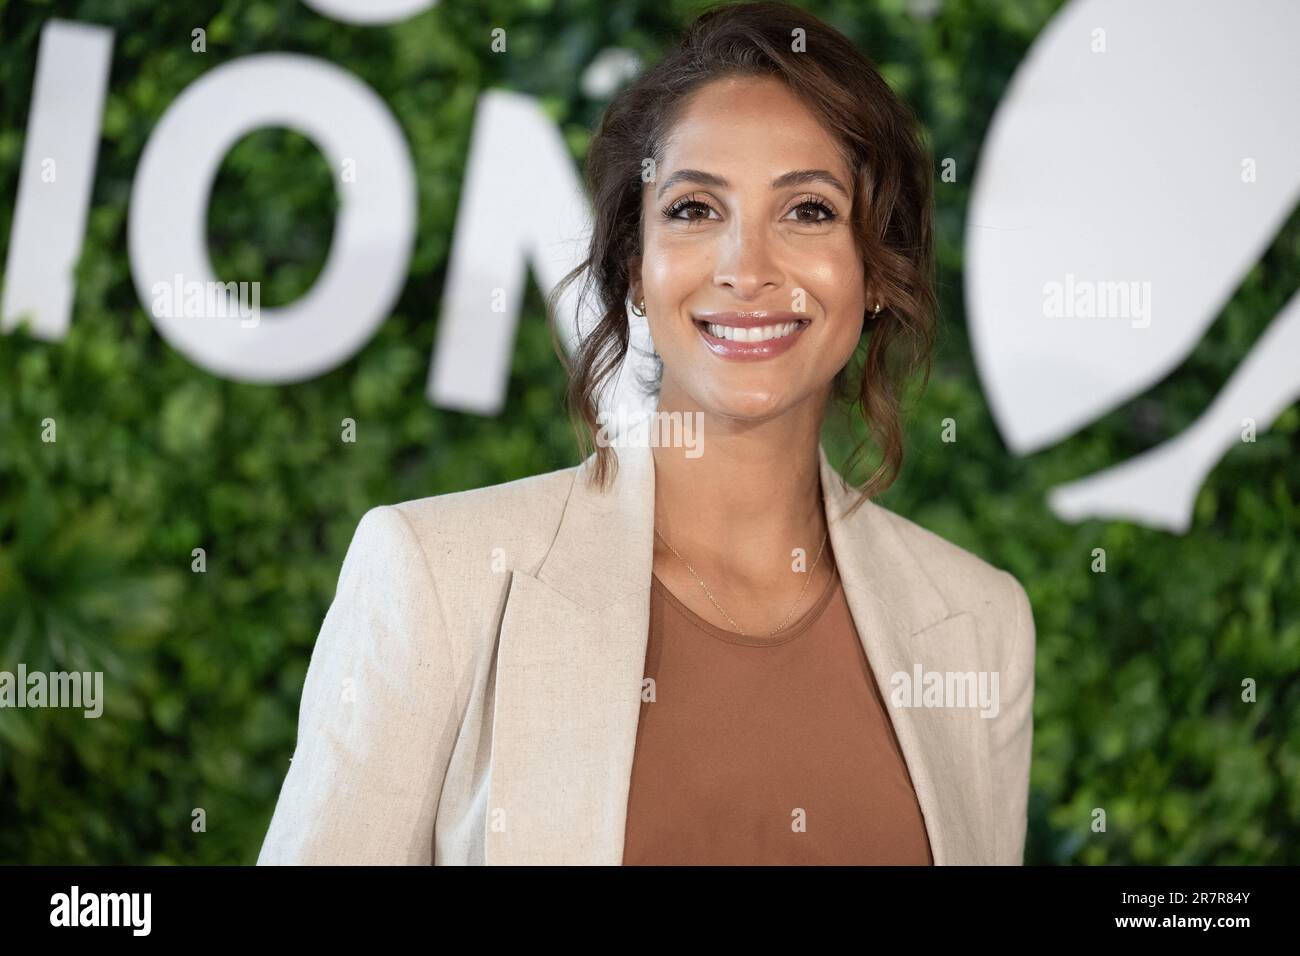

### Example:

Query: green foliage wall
xmin=0 ymin=0 xmax=1295 ymax=863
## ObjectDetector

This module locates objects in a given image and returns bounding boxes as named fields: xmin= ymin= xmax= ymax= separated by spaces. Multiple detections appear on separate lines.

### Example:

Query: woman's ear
xmin=627 ymin=256 xmax=642 ymax=303
xmin=864 ymin=284 xmax=883 ymax=316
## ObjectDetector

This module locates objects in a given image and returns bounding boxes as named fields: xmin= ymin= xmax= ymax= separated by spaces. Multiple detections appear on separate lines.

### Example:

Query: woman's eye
xmin=788 ymin=199 xmax=836 ymax=224
xmin=665 ymin=199 xmax=715 ymax=222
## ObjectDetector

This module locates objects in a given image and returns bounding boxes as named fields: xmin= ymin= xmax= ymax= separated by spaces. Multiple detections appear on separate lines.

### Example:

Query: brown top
xmin=622 ymin=561 xmax=934 ymax=865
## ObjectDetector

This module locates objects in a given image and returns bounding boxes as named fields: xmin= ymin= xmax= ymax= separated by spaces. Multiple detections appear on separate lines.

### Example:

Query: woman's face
xmin=634 ymin=74 xmax=869 ymax=423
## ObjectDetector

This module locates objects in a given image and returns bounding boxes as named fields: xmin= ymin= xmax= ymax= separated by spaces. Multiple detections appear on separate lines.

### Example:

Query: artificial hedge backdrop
xmin=0 ymin=0 xmax=1296 ymax=864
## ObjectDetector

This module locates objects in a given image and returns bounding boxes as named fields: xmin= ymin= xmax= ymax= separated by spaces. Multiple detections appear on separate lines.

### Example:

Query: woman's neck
xmin=649 ymin=395 xmax=828 ymax=590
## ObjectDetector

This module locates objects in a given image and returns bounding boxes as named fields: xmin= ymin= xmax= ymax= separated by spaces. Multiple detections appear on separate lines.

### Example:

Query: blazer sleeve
xmin=992 ymin=570 xmax=1036 ymax=865
xmin=257 ymin=505 xmax=462 ymax=865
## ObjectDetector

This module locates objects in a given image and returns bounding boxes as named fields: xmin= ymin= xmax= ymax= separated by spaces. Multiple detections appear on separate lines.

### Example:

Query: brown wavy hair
xmin=546 ymin=0 xmax=937 ymax=513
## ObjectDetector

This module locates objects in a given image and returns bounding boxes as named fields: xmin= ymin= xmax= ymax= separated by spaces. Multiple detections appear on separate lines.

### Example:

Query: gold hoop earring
xmin=631 ymin=298 xmax=646 ymax=317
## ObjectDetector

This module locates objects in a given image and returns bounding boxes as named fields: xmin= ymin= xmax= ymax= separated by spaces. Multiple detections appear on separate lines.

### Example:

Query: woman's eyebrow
xmin=771 ymin=169 xmax=851 ymax=199
xmin=655 ymin=168 xmax=851 ymax=200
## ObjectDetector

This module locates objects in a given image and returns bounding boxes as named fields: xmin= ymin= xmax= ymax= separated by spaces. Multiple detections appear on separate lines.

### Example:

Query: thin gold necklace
xmin=653 ymin=525 xmax=829 ymax=638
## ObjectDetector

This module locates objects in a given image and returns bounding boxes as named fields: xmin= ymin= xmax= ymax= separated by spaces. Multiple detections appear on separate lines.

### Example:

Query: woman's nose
xmin=712 ymin=216 xmax=783 ymax=300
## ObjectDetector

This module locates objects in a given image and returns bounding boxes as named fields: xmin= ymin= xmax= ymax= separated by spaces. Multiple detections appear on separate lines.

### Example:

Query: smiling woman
xmin=258 ymin=0 xmax=1036 ymax=867
xmin=556 ymin=5 xmax=939 ymax=503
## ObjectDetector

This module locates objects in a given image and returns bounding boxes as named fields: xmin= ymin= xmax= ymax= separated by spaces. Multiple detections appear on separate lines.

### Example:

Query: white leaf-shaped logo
xmin=966 ymin=0 xmax=1300 ymax=532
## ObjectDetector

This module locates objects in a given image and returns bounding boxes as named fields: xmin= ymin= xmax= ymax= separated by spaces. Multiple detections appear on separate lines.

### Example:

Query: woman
xmin=258 ymin=0 xmax=1034 ymax=866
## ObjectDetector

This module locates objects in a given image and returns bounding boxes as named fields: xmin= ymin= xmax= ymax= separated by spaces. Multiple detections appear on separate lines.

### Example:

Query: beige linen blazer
xmin=257 ymin=439 xmax=1035 ymax=865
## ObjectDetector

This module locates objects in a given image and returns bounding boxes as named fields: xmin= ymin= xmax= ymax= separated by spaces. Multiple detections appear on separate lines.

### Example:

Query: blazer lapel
xmin=485 ymin=440 xmax=992 ymax=865
xmin=818 ymin=447 xmax=994 ymax=864
xmin=486 ymin=440 xmax=655 ymax=865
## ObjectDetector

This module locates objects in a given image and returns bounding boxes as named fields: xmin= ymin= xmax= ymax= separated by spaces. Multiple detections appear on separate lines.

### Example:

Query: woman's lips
xmin=692 ymin=316 xmax=810 ymax=360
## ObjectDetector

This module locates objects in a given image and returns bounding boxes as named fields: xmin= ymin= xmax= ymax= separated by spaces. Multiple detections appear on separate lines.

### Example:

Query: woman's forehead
xmin=658 ymin=80 xmax=850 ymax=184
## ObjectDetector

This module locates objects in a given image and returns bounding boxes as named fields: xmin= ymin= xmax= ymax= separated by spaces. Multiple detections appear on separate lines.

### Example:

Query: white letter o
xmin=128 ymin=53 xmax=416 ymax=382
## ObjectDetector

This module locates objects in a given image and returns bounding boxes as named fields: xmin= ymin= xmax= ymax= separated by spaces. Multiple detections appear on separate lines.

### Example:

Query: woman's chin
xmin=699 ymin=389 xmax=792 ymax=423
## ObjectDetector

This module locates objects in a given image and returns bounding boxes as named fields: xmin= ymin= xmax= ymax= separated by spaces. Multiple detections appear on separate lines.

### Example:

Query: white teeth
xmin=704 ymin=321 xmax=801 ymax=342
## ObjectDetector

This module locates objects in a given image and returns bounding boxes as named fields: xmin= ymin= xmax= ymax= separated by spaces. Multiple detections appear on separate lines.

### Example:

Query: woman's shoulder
xmin=856 ymin=498 xmax=1031 ymax=625
xmin=853 ymin=500 xmax=1035 ymax=691
xmin=343 ymin=460 xmax=581 ymax=583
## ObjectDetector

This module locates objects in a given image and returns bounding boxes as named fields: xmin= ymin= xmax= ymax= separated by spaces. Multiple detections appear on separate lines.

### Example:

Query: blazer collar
xmin=534 ymin=438 xmax=952 ymax=631
xmin=485 ymin=439 xmax=993 ymax=865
